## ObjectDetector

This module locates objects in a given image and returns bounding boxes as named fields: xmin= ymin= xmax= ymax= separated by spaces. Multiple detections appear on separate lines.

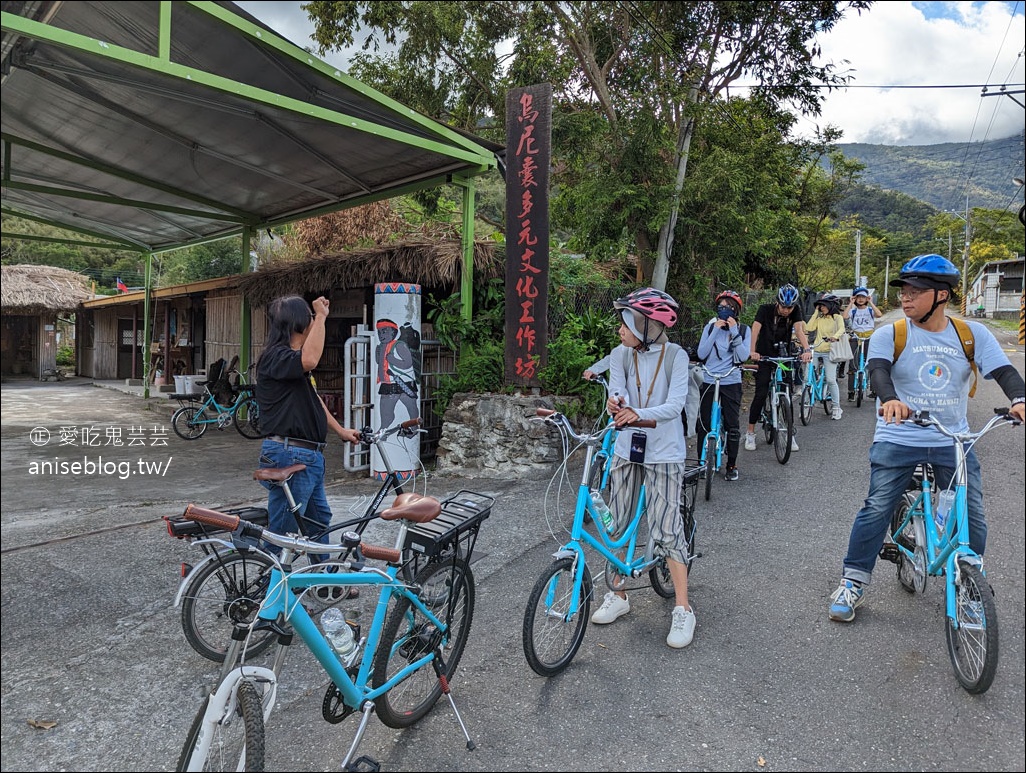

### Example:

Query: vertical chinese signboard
xmin=504 ymin=83 xmax=551 ymax=388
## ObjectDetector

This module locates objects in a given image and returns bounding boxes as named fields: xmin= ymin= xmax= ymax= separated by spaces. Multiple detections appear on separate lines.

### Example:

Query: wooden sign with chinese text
xmin=504 ymin=84 xmax=551 ymax=387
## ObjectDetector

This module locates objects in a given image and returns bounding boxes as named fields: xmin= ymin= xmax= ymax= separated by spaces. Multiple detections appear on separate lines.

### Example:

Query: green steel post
xmin=142 ymin=253 xmax=152 ymax=399
xmin=240 ymin=227 xmax=252 ymax=374
xmin=457 ymin=178 xmax=476 ymax=322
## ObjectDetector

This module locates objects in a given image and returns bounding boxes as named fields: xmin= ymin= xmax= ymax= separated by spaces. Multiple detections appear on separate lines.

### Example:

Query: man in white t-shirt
xmin=828 ymin=255 xmax=1025 ymax=623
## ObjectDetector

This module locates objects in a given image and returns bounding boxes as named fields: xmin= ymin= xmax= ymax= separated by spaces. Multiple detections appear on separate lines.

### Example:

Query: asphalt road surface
xmin=1 ymin=325 xmax=1023 ymax=772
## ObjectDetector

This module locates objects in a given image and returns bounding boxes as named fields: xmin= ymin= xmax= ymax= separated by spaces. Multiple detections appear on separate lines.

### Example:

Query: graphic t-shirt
xmin=849 ymin=305 xmax=876 ymax=335
xmin=868 ymin=317 xmax=1010 ymax=446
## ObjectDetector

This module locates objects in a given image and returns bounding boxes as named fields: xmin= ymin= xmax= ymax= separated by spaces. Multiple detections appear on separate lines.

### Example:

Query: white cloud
xmin=795 ymin=1 xmax=1025 ymax=145
xmin=237 ymin=1 xmax=1025 ymax=147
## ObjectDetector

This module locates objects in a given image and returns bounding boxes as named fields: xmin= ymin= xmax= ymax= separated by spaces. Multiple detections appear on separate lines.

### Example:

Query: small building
xmin=967 ymin=258 xmax=1025 ymax=319
xmin=1 ymin=265 xmax=93 ymax=380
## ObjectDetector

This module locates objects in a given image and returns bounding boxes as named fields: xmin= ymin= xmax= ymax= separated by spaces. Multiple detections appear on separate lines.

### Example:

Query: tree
xmin=304 ymin=1 xmax=874 ymax=289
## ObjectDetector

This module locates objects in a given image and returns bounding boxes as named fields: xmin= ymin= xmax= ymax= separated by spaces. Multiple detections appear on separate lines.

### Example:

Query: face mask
xmin=717 ymin=306 xmax=733 ymax=321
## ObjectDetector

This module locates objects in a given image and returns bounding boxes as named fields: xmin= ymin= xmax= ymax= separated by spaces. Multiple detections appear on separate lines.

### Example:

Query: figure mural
xmin=374 ymin=318 xmax=421 ymax=428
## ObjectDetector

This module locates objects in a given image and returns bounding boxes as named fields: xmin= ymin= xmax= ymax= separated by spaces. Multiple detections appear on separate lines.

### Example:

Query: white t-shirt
xmin=849 ymin=305 xmax=877 ymax=335
xmin=869 ymin=317 xmax=1010 ymax=447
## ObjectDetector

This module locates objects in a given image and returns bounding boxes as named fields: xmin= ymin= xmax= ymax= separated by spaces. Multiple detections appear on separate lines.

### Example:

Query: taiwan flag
xmin=116 ymin=277 xmax=128 ymax=293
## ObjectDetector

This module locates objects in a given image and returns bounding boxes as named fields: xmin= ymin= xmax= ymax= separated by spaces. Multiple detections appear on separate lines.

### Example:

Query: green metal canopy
xmin=0 ymin=0 xmax=500 ymax=253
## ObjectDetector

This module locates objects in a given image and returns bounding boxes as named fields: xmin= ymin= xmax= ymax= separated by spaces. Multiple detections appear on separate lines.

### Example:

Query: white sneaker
xmin=666 ymin=605 xmax=696 ymax=648
xmin=831 ymin=407 xmax=843 ymax=421
xmin=744 ymin=432 xmax=757 ymax=451
xmin=790 ymin=436 xmax=799 ymax=452
xmin=591 ymin=592 xmax=630 ymax=624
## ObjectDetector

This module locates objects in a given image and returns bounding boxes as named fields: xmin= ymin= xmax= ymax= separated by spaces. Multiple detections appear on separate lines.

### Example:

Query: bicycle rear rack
xmin=403 ymin=490 xmax=493 ymax=561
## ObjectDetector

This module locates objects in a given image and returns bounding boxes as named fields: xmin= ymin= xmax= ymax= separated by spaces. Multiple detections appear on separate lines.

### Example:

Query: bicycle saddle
xmin=381 ymin=492 xmax=442 ymax=523
xmin=253 ymin=464 xmax=307 ymax=482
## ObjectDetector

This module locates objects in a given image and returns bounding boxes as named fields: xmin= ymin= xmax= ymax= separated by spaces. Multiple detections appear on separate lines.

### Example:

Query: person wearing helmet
xmin=828 ymin=255 xmax=1025 ymax=623
xmin=805 ymin=294 xmax=846 ymax=420
xmin=696 ymin=290 xmax=750 ymax=480
xmin=744 ymin=283 xmax=813 ymax=453
xmin=843 ymin=287 xmax=882 ymax=399
xmin=590 ymin=287 xmax=698 ymax=648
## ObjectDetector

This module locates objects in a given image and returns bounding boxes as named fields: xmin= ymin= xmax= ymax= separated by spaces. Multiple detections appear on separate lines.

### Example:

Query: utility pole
xmin=884 ymin=256 xmax=890 ymax=305
xmin=854 ymin=229 xmax=861 ymax=289
xmin=962 ymin=195 xmax=970 ymax=315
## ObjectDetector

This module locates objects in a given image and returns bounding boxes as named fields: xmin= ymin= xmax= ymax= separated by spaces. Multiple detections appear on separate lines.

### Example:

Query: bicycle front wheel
xmin=176 ymin=678 xmax=265 ymax=772
xmin=773 ymin=397 xmax=792 ymax=464
xmin=945 ymin=560 xmax=999 ymax=694
xmin=233 ymin=397 xmax=263 ymax=439
xmin=180 ymin=551 xmax=276 ymax=663
xmin=373 ymin=556 xmax=475 ymax=729
xmin=855 ymin=372 xmax=866 ymax=408
xmin=762 ymin=404 xmax=776 ymax=445
xmin=172 ymin=405 xmax=208 ymax=440
xmin=703 ymin=435 xmax=716 ymax=501
xmin=798 ymin=385 xmax=813 ymax=426
xmin=523 ymin=556 xmax=593 ymax=677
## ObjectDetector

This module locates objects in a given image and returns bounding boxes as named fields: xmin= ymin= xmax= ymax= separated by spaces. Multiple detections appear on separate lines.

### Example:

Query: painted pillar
xmin=371 ymin=282 xmax=422 ymax=480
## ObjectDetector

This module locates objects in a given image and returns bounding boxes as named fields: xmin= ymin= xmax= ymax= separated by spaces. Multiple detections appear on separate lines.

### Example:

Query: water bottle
xmin=591 ymin=489 xmax=615 ymax=533
xmin=321 ymin=607 xmax=356 ymax=660
xmin=935 ymin=489 xmax=955 ymax=537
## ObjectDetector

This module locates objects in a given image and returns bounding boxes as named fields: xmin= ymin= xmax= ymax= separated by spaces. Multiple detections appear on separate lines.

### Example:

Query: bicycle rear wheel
xmin=855 ymin=372 xmax=866 ymax=408
xmin=180 ymin=551 xmax=276 ymax=663
xmin=373 ymin=556 xmax=475 ymax=728
xmin=233 ymin=397 xmax=263 ymax=439
xmin=176 ymin=678 xmax=265 ymax=772
xmin=762 ymin=404 xmax=775 ymax=445
xmin=172 ymin=405 xmax=208 ymax=440
xmin=890 ymin=492 xmax=927 ymax=594
xmin=945 ymin=560 xmax=998 ymax=694
xmin=798 ymin=385 xmax=813 ymax=426
xmin=773 ymin=397 xmax=792 ymax=464
xmin=703 ymin=435 xmax=716 ymax=501
xmin=523 ymin=556 xmax=593 ymax=676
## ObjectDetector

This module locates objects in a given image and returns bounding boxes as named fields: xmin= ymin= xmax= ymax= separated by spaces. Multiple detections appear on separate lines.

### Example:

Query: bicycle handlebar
xmin=877 ymin=408 xmax=1021 ymax=438
xmin=360 ymin=417 xmax=423 ymax=446
xmin=182 ymin=503 xmax=403 ymax=563
xmin=535 ymin=407 xmax=657 ymax=438
xmin=698 ymin=363 xmax=743 ymax=380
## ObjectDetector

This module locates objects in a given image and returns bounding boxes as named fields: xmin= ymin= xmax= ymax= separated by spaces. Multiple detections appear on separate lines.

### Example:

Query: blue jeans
xmin=841 ymin=441 xmax=985 ymax=586
xmin=258 ymin=439 xmax=332 ymax=561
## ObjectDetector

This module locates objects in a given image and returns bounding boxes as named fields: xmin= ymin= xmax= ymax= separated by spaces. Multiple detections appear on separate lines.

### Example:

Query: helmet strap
xmin=917 ymin=289 xmax=945 ymax=324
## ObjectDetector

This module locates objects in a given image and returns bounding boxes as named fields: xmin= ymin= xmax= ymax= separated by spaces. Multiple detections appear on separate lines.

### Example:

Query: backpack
xmin=892 ymin=317 xmax=978 ymax=398
xmin=620 ymin=342 xmax=684 ymax=390
xmin=691 ymin=321 xmax=750 ymax=366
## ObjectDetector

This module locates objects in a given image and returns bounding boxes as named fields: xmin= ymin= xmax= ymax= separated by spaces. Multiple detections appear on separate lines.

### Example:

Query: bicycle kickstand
xmin=433 ymin=652 xmax=476 ymax=751
xmin=340 ymin=703 xmax=380 ymax=772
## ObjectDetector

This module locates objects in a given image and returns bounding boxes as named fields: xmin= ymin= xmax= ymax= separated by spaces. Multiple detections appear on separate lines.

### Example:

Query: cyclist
xmin=255 ymin=295 xmax=362 ymax=568
xmin=589 ymin=287 xmax=697 ymax=649
xmin=805 ymin=293 xmax=846 ymax=421
xmin=744 ymin=284 xmax=813 ymax=452
xmin=696 ymin=290 xmax=750 ymax=480
xmin=827 ymin=255 xmax=1025 ymax=622
xmin=844 ymin=286 xmax=882 ymax=400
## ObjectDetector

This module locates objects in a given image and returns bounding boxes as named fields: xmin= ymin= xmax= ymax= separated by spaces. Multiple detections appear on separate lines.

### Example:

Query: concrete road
xmin=1 ymin=340 xmax=1023 ymax=772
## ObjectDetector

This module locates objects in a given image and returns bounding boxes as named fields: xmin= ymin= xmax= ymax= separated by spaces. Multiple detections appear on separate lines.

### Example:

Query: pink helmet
xmin=613 ymin=287 xmax=679 ymax=328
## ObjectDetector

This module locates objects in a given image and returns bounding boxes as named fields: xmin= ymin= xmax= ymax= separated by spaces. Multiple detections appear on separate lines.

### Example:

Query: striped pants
xmin=608 ymin=456 xmax=689 ymax=565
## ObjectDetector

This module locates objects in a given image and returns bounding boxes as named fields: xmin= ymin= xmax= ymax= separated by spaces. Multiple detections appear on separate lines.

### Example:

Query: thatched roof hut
xmin=1 ymin=264 xmax=94 ymax=314
xmin=236 ymin=239 xmax=502 ymax=307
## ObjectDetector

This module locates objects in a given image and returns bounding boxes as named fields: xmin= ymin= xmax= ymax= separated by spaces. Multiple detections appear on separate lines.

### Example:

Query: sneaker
xmin=591 ymin=592 xmax=630 ymax=624
xmin=666 ymin=605 xmax=696 ymax=648
xmin=828 ymin=580 xmax=865 ymax=622
xmin=790 ymin=436 xmax=799 ymax=452
xmin=724 ymin=466 xmax=739 ymax=481
xmin=831 ymin=407 xmax=843 ymax=421
xmin=744 ymin=432 xmax=757 ymax=451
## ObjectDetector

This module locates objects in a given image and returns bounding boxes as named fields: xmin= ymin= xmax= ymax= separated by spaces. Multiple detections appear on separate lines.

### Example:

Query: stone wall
xmin=435 ymin=392 xmax=580 ymax=478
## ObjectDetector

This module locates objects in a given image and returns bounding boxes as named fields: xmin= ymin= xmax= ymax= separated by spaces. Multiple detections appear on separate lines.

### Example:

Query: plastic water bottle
xmin=591 ymin=489 xmax=615 ymax=533
xmin=321 ymin=607 xmax=356 ymax=660
xmin=935 ymin=489 xmax=955 ymax=537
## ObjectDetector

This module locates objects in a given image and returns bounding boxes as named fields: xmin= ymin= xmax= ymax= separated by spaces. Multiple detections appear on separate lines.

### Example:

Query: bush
xmin=56 ymin=344 xmax=75 ymax=366
xmin=538 ymin=310 xmax=619 ymax=418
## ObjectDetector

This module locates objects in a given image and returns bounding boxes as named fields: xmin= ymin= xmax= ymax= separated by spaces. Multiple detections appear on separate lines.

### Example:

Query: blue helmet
xmin=890 ymin=254 xmax=960 ymax=290
xmin=777 ymin=284 xmax=800 ymax=307
xmin=853 ymin=286 xmax=869 ymax=298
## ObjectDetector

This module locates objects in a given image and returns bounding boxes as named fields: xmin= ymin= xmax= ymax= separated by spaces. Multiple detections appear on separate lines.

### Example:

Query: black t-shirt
xmin=255 ymin=345 xmax=326 ymax=442
xmin=753 ymin=302 xmax=805 ymax=357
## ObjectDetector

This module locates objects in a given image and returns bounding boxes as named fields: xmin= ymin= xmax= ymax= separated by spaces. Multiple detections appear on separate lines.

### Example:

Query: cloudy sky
xmin=237 ymin=1 xmax=1025 ymax=147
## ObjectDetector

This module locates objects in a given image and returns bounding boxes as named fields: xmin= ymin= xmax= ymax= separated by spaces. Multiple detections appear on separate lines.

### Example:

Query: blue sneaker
xmin=828 ymin=580 xmax=865 ymax=622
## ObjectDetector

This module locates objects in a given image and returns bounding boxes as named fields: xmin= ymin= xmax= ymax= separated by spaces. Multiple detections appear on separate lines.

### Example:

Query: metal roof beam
xmin=1 ymin=205 xmax=149 ymax=250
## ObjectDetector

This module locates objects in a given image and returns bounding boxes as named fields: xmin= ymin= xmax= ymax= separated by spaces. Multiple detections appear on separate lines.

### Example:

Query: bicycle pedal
xmin=878 ymin=542 xmax=900 ymax=564
xmin=344 ymin=755 xmax=381 ymax=772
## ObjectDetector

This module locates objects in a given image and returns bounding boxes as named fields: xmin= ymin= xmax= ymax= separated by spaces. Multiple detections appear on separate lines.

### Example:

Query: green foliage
xmin=55 ymin=344 xmax=75 ymax=366
xmin=157 ymin=238 xmax=246 ymax=285
xmin=429 ymin=339 xmax=507 ymax=420
xmin=538 ymin=312 xmax=617 ymax=418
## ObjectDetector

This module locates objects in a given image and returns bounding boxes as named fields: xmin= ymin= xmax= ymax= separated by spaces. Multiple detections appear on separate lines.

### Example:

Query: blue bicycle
xmin=879 ymin=409 xmax=1019 ymax=693
xmin=849 ymin=333 xmax=872 ymax=408
xmin=521 ymin=407 xmax=700 ymax=676
xmin=798 ymin=358 xmax=834 ymax=425
xmin=697 ymin=364 xmax=742 ymax=501
xmin=176 ymin=488 xmax=493 ymax=771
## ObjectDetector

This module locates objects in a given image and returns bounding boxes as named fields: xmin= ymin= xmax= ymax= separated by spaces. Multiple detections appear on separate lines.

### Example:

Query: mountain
xmin=835 ymin=133 xmax=1024 ymax=212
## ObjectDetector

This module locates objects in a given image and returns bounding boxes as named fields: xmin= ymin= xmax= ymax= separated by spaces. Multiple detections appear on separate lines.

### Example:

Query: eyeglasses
xmin=898 ymin=287 xmax=929 ymax=300
xmin=776 ymin=303 xmax=795 ymax=311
